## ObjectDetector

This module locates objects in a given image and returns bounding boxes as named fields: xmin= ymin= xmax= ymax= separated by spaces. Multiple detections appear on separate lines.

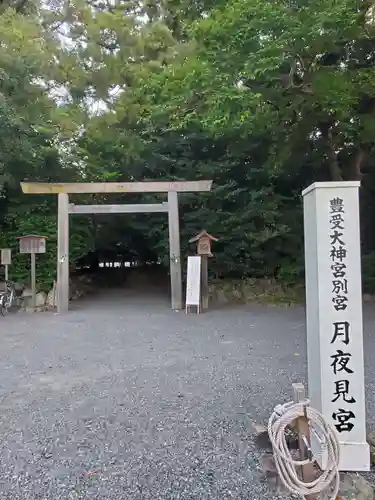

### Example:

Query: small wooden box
xmin=1 ymin=248 xmax=11 ymax=265
xmin=197 ymin=236 xmax=212 ymax=256
xmin=189 ymin=230 xmax=218 ymax=258
xmin=17 ymin=235 xmax=47 ymax=254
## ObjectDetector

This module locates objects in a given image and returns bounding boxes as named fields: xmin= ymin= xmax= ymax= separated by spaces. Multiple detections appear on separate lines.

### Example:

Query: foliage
xmin=2 ymin=0 xmax=375 ymax=292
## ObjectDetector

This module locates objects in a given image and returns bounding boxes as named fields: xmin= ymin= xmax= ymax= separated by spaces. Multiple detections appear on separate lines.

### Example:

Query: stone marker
xmin=303 ymin=182 xmax=369 ymax=471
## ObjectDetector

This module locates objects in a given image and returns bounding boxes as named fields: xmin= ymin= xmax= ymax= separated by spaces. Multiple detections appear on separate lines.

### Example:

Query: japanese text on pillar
xmin=329 ymin=197 xmax=355 ymax=434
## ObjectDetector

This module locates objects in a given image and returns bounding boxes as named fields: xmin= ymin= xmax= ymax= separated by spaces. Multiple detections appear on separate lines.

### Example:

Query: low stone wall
xmin=209 ymin=278 xmax=305 ymax=306
xmin=0 ymin=274 xmax=98 ymax=312
xmin=209 ymin=278 xmax=375 ymax=306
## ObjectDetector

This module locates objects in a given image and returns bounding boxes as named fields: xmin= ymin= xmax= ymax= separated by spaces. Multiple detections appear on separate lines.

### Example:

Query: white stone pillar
xmin=303 ymin=181 xmax=369 ymax=471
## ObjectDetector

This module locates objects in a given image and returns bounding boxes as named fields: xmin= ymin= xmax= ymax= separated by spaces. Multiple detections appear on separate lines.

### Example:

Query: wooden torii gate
xmin=21 ymin=181 xmax=213 ymax=313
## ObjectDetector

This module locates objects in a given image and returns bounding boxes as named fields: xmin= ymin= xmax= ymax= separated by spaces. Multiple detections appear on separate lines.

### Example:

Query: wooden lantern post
xmin=17 ymin=235 xmax=47 ymax=309
xmin=189 ymin=230 xmax=218 ymax=311
xmin=1 ymin=249 xmax=11 ymax=281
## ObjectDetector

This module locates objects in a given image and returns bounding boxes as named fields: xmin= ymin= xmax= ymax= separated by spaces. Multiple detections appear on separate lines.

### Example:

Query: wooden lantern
xmin=189 ymin=230 xmax=218 ymax=257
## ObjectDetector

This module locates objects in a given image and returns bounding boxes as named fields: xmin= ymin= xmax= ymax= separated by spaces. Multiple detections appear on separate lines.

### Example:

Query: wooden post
xmin=188 ymin=230 xmax=217 ymax=312
xmin=57 ymin=193 xmax=69 ymax=313
xmin=168 ymin=191 xmax=182 ymax=310
xmin=201 ymin=255 xmax=209 ymax=310
xmin=292 ymin=383 xmax=317 ymax=500
xmin=31 ymin=253 xmax=36 ymax=308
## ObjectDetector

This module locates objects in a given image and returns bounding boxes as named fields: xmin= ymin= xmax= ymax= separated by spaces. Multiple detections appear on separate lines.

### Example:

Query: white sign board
xmin=1 ymin=248 xmax=11 ymax=265
xmin=186 ymin=256 xmax=201 ymax=307
xmin=19 ymin=237 xmax=46 ymax=254
xmin=303 ymin=181 xmax=369 ymax=471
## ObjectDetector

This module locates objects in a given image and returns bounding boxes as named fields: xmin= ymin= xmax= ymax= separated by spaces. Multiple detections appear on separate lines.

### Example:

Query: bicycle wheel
xmin=0 ymin=294 xmax=7 ymax=316
xmin=0 ymin=295 xmax=8 ymax=316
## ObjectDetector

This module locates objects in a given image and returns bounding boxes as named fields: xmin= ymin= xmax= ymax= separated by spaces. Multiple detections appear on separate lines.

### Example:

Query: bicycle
xmin=0 ymin=280 xmax=15 ymax=316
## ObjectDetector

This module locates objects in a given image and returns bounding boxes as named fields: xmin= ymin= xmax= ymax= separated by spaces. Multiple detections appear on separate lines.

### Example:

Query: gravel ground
xmin=1 ymin=290 xmax=375 ymax=499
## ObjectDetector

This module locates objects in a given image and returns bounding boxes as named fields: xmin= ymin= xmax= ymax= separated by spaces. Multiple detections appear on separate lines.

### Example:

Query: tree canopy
xmin=2 ymin=0 xmax=375 ymax=291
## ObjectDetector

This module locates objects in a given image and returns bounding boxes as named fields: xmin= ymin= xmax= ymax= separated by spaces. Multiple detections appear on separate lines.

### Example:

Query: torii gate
xmin=21 ymin=181 xmax=213 ymax=313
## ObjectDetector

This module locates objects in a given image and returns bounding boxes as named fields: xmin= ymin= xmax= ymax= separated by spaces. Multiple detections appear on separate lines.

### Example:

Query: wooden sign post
xmin=303 ymin=182 xmax=369 ymax=471
xmin=17 ymin=235 xmax=47 ymax=309
xmin=1 ymin=249 xmax=11 ymax=281
xmin=189 ymin=230 xmax=218 ymax=311
xmin=185 ymin=256 xmax=202 ymax=314
xmin=292 ymin=383 xmax=317 ymax=500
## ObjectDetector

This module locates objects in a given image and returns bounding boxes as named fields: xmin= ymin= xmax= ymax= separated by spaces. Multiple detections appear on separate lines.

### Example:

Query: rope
xmin=268 ymin=401 xmax=340 ymax=499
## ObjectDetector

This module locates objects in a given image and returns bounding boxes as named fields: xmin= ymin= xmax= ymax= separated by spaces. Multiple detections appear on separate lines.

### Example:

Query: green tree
xmin=3 ymin=0 xmax=375 ymax=292
xmin=0 ymin=3 xmax=92 ymax=288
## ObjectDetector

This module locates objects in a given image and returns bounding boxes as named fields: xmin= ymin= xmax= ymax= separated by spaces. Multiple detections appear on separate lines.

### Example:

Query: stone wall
xmin=209 ymin=278 xmax=305 ymax=306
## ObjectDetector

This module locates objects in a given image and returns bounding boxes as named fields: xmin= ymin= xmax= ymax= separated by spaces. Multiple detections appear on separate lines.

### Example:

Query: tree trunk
xmin=320 ymin=123 xmax=343 ymax=181
xmin=349 ymin=147 xmax=365 ymax=181
xmin=327 ymin=147 xmax=343 ymax=181
xmin=326 ymin=129 xmax=343 ymax=181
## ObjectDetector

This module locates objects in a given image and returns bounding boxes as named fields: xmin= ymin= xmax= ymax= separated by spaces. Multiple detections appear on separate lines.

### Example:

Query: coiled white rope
xmin=268 ymin=401 xmax=340 ymax=499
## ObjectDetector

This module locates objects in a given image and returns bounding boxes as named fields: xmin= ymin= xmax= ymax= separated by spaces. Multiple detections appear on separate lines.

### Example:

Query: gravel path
xmin=1 ymin=291 xmax=375 ymax=499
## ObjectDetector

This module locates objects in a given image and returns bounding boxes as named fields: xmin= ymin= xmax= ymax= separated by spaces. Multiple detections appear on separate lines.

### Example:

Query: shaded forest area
xmin=2 ymin=0 xmax=375 ymax=292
